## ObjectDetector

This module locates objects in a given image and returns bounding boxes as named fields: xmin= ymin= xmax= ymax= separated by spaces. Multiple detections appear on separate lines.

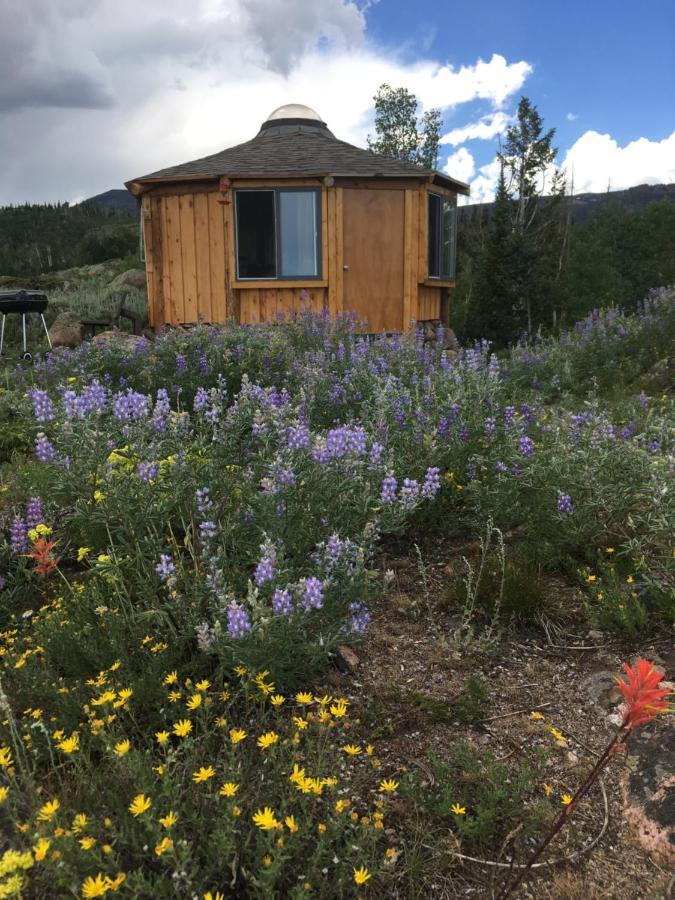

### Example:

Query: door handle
xmin=343 ymin=264 xmax=349 ymax=271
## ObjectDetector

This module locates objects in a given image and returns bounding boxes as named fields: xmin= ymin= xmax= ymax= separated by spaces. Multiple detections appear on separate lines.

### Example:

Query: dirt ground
xmin=320 ymin=535 xmax=674 ymax=899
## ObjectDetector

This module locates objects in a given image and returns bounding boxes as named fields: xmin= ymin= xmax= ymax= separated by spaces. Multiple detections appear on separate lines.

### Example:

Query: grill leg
xmin=22 ymin=313 xmax=28 ymax=354
xmin=0 ymin=314 xmax=5 ymax=357
xmin=41 ymin=313 xmax=52 ymax=349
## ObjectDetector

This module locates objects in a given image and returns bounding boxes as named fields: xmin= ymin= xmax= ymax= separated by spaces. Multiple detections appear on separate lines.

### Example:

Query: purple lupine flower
xmin=28 ymin=388 xmax=55 ymax=423
xmin=196 ymin=487 xmax=213 ymax=516
xmin=62 ymin=390 xmax=80 ymax=420
xmin=10 ymin=520 xmax=28 ymax=554
xmin=195 ymin=621 xmax=216 ymax=651
xmin=277 ymin=469 xmax=296 ymax=487
xmin=25 ymin=497 xmax=43 ymax=528
xmin=484 ymin=417 xmax=496 ymax=439
xmin=299 ymin=577 xmax=324 ymax=611
xmin=369 ymin=442 xmax=384 ymax=467
xmin=112 ymin=389 xmax=150 ymax=422
xmin=648 ymin=440 xmax=661 ymax=453
xmin=175 ymin=354 xmax=188 ymax=373
xmin=399 ymin=478 xmax=420 ymax=508
xmin=459 ymin=425 xmax=470 ymax=443
xmin=503 ymin=406 xmax=516 ymax=428
xmin=287 ymin=424 xmax=310 ymax=450
xmin=35 ymin=433 xmax=57 ymax=463
xmin=271 ymin=588 xmax=294 ymax=616
xmin=254 ymin=542 xmax=277 ymax=587
xmin=82 ymin=380 xmax=107 ymax=414
xmin=0 ymin=575 xmax=5 ymax=591
xmin=518 ymin=436 xmax=535 ymax=457
xmin=227 ymin=604 xmax=252 ymax=638
xmin=199 ymin=521 xmax=217 ymax=542
xmin=638 ymin=392 xmax=648 ymax=409
xmin=138 ymin=461 xmax=159 ymax=482
xmin=421 ymin=467 xmax=441 ymax=500
xmin=347 ymin=601 xmax=371 ymax=634
xmin=380 ymin=475 xmax=397 ymax=504
xmin=557 ymin=493 xmax=574 ymax=515
xmin=155 ymin=554 xmax=176 ymax=590
xmin=193 ymin=387 xmax=209 ymax=412
xmin=198 ymin=356 xmax=209 ymax=375
xmin=495 ymin=461 xmax=509 ymax=474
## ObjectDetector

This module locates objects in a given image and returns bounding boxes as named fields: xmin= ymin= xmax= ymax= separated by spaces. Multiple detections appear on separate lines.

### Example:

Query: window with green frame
xmin=427 ymin=192 xmax=457 ymax=280
xmin=234 ymin=188 xmax=321 ymax=280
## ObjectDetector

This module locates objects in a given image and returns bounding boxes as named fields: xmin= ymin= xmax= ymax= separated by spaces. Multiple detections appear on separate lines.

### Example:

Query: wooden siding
xmin=144 ymin=188 xmax=226 ymax=326
xmin=238 ymin=287 xmax=327 ymax=324
xmin=142 ymin=178 xmax=456 ymax=332
xmin=417 ymin=284 xmax=441 ymax=321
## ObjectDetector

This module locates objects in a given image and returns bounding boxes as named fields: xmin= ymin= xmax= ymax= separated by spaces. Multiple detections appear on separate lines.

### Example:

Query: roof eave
xmin=430 ymin=171 xmax=470 ymax=195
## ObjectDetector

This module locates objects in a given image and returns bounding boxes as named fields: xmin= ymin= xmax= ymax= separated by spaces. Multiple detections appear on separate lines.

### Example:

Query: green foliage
xmin=404 ymin=742 xmax=551 ymax=852
xmin=452 ymin=676 xmax=489 ymax=725
xmin=0 ymin=201 xmax=138 ymax=276
xmin=367 ymin=84 xmax=441 ymax=169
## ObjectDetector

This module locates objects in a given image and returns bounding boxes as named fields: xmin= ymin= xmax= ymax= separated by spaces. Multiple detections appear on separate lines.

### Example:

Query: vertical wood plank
xmin=209 ymin=194 xmax=227 ymax=323
xmin=335 ymin=188 xmax=344 ymax=317
xmin=327 ymin=188 xmax=338 ymax=318
xmin=402 ymin=189 xmax=415 ymax=331
xmin=221 ymin=195 xmax=236 ymax=322
xmin=179 ymin=195 xmax=198 ymax=323
xmin=193 ymin=193 xmax=211 ymax=323
xmin=164 ymin=196 xmax=184 ymax=323
xmin=149 ymin=198 xmax=165 ymax=327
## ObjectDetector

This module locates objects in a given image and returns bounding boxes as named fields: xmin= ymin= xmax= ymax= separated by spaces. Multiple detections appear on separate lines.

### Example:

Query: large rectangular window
xmin=428 ymin=192 xmax=457 ymax=280
xmin=235 ymin=188 xmax=321 ymax=280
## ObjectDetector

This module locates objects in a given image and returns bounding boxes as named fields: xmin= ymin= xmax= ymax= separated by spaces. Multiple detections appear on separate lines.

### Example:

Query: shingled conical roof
xmin=126 ymin=105 xmax=469 ymax=195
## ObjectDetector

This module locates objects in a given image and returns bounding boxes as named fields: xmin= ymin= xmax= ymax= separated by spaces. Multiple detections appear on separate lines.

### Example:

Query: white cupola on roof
xmin=265 ymin=104 xmax=323 ymax=122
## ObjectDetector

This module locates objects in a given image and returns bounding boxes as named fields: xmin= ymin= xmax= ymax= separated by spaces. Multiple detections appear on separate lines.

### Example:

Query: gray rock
xmin=335 ymin=645 xmax=359 ymax=673
xmin=91 ymin=330 xmax=144 ymax=352
xmin=48 ymin=311 xmax=84 ymax=347
xmin=108 ymin=268 xmax=147 ymax=291
xmin=621 ymin=720 xmax=675 ymax=866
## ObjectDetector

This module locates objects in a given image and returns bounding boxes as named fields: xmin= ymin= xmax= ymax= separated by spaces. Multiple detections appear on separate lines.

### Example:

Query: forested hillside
xmin=0 ymin=201 xmax=138 ymax=276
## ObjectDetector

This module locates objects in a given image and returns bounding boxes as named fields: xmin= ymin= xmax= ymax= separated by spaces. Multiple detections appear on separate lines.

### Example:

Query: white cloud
xmin=561 ymin=130 xmax=675 ymax=193
xmin=466 ymin=157 xmax=501 ymax=203
xmin=444 ymin=147 xmax=475 ymax=184
xmin=440 ymin=111 xmax=511 ymax=146
xmin=0 ymin=1 xmax=534 ymax=203
xmin=566 ymin=112 xmax=578 ymax=121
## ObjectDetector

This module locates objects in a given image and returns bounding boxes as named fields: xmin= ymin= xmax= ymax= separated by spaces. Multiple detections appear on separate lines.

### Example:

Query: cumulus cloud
xmin=467 ymin=157 xmax=502 ymax=204
xmin=0 ymin=0 xmax=534 ymax=203
xmin=561 ymin=129 xmax=675 ymax=193
xmin=443 ymin=147 xmax=475 ymax=184
xmin=440 ymin=111 xmax=512 ymax=146
xmin=566 ymin=112 xmax=578 ymax=121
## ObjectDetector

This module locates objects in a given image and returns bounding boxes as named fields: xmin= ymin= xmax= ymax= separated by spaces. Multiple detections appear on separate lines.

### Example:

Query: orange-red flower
xmin=27 ymin=538 xmax=59 ymax=576
xmin=615 ymin=657 xmax=670 ymax=731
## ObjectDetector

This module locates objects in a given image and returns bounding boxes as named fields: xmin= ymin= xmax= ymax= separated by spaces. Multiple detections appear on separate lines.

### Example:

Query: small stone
xmin=587 ymin=630 xmax=604 ymax=641
xmin=335 ymin=645 xmax=359 ymax=673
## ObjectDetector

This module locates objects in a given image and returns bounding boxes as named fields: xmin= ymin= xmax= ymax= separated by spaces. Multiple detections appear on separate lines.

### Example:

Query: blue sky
xmin=1 ymin=0 xmax=673 ymax=204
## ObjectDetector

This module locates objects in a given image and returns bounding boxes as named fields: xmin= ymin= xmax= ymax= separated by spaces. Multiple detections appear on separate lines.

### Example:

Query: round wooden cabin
xmin=125 ymin=104 xmax=469 ymax=333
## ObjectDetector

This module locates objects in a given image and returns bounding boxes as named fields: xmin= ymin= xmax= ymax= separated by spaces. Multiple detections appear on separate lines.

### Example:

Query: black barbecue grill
xmin=0 ymin=290 xmax=52 ymax=361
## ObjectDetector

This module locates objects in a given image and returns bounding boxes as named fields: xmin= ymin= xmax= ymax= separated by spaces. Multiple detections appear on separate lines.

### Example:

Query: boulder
xmin=91 ymin=330 xmax=145 ymax=352
xmin=621 ymin=718 xmax=675 ymax=867
xmin=48 ymin=311 xmax=84 ymax=347
xmin=108 ymin=268 xmax=147 ymax=292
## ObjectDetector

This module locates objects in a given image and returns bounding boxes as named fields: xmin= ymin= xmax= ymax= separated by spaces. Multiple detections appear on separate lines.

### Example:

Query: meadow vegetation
xmin=0 ymin=286 xmax=672 ymax=897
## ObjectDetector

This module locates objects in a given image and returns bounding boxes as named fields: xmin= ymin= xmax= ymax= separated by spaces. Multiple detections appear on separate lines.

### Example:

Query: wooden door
xmin=342 ymin=188 xmax=404 ymax=332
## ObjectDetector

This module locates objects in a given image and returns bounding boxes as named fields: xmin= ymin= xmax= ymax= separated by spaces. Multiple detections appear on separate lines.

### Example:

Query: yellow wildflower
xmin=155 ymin=731 xmax=170 ymax=745
xmin=562 ymin=794 xmax=573 ymax=806
xmin=164 ymin=671 xmax=178 ymax=685
xmin=173 ymin=719 xmax=192 ymax=737
xmin=0 ymin=786 xmax=8 ymax=804
xmin=530 ymin=711 xmax=545 ymax=720
xmin=285 ymin=815 xmax=298 ymax=833
xmin=330 ymin=699 xmax=348 ymax=717
xmin=295 ymin=692 xmax=313 ymax=705
xmin=77 ymin=547 xmax=90 ymax=561
xmin=79 ymin=837 xmax=97 ymax=850
xmin=229 ymin=728 xmax=246 ymax=744
xmin=0 ymin=746 xmax=13 ymax=768
xmin=543 ymin=783 xmax=553 ymax=797
xmin=193 ymin=766 xmax=216 ymax=784
xmin=353 ymin=866 xmax=372 ymax=885
xmin=335 ymin=799 xmax=350 ymax=813
xmin=219 ymin=783 xmax=239 ymax=798
xmin=57 ymin=734 xmax=80 ymax=754
xmin=270 ymin=695 xmax=285 ymax=707
xmin=186 ymin=693 xmax=202 ymax=710
xmin=196 ymin=679 xmax=210 ymax=692
xmin=159 ymin=811 xmax=178 ymax=829
xmin=342 ymin=744 xmax=362 ymax=756
xmin=37 ymin=798 xmax=60 ymax=822
xmin=113 ymin=740 xmax=131 ymax=757
xmin=451 ymin=803 xmax=466 ymax=815
xmin=81 ymin=873 xmax=109 ymax=898
xmin=33 ymin=838 xmax=51 ymax=862
xmin=129 ymin=794 xmax=152 ymax=817
xmin=379 ymin=779 xmax=399 ymax=793
xmin=154 ymin=837 xmax=174 ymax=857
xmin=292 ymin=716 xmax=308 ymax=731
xmin=252 ymin=807 xmax=280 ymax=830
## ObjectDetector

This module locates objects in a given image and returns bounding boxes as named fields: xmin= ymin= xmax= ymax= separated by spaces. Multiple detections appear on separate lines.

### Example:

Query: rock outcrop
xmin=48 ymin=311 xmax=84 ymax=347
